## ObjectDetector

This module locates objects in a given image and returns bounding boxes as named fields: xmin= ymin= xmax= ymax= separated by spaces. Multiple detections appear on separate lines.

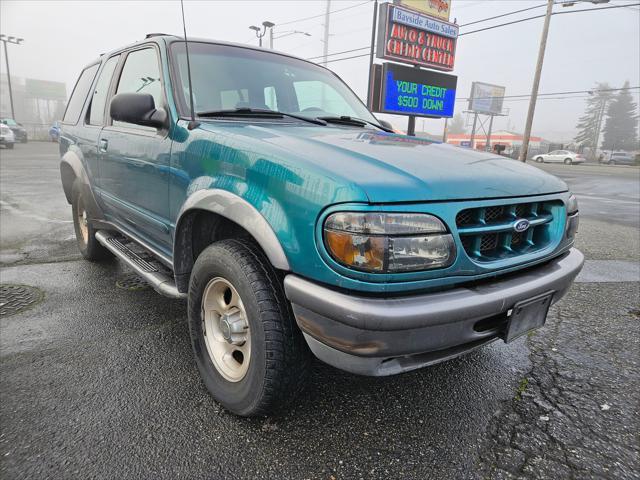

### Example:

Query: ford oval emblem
xmin=513 ymin=219 xmax=530 ymax=233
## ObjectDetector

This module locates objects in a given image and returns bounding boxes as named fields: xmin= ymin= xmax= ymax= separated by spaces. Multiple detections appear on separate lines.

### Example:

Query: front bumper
xmin=284 ymin=248 xmax=584 ymax=376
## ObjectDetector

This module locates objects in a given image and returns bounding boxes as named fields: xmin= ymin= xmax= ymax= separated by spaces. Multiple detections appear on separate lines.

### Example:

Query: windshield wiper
xmin=196 ymin=108 xmax=327 ymax=126
xmin=317 ymin=115 xmax=394 ymax=133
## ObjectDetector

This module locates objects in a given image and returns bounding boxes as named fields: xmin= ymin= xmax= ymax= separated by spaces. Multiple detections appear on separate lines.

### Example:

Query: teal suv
xmin=59 ymin=35 xmax=583 ymax=416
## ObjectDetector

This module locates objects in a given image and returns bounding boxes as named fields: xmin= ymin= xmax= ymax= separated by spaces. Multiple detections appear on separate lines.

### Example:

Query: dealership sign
xmin=394 ymin=0 xmax=452 ymax=21
xmin=376 ymin=3 xmax=458 ymax=71
xmin=370 ymin=62 xmax=457 ymax=118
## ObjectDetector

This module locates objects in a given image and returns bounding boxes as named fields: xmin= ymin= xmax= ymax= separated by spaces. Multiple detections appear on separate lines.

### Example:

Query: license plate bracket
xmin=505 ymin=291 xmax=554 ymax=343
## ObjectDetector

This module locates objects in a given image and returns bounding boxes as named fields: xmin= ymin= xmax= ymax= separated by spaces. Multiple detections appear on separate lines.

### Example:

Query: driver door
xmin=98 ymin=46 xmax=173 ymax=253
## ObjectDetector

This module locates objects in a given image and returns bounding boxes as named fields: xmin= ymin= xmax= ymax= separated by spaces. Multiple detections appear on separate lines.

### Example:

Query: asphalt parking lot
xmin=1 ymin=142 xmax=638 ymax=479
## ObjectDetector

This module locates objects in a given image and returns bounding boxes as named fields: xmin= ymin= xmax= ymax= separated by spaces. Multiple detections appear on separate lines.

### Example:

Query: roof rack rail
xmin=145 ymin=33 xmax=171 ymax=39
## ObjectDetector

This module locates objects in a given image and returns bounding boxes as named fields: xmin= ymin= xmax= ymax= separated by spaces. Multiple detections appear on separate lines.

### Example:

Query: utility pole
xmin=591 ymin=96 xmax=608 ymax=160
xmin=519 ymin=0 xmax=554 ymax=162
xmin=0 ymin=35 xmax=24 ymax=120
xmin=443 ymin=117 xmax=449 ymax=143
xmin=322 ymin=0 xmax=331 ymax=65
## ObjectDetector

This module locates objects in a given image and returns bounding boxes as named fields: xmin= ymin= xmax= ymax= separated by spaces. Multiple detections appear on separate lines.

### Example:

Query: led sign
xmin=370 ymin=62 xmax=457 ymax=118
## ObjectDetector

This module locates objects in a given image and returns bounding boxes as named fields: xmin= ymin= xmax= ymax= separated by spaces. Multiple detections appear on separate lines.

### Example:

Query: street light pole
xmin=519 ymin=0 xmax=554 ymax=162
xmin=0 ymin=35 xmax=24 ymax=120
xmin=249 ymin=22 xmax=274 ymax=48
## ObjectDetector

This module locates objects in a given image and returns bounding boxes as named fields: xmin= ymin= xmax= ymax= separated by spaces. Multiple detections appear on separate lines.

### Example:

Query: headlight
xmin=566 ymin=194 xmax=579 ymax=239
xmin=567 ymin=194 xmax=578 ymax=215
xmin=323 ymin=212 xmax=456 ymax=273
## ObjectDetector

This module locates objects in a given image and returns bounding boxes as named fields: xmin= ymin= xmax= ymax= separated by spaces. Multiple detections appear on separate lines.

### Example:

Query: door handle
xmin=99 ymin=138 xmax=108 ymax=153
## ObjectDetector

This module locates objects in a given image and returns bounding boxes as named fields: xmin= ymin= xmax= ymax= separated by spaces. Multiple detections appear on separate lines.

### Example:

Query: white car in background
xmin=0 ymin=123 xmax=15 ymax=149
xmin=534 ymin=150 xmax=585 ymax=165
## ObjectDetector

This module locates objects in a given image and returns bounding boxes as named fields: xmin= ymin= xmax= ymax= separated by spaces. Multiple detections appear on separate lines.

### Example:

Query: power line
xmin=459 ymin=3 xmax=639 ymax=36
xmin=459 ymin=4 xmax=547 ymax=27
xmin=277 ymin=0 xmax=371 ymax=27
xmin=456 ymin=86 xmax=640 ymax=102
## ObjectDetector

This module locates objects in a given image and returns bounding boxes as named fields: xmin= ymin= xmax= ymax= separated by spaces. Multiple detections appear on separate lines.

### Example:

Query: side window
xmin=88 ymin=55 xmax=120 ymax=126
xmin=113 ymin=48 xmax=163 ymax=128
xmin=63 ymin=64 xmax=99 ymax=124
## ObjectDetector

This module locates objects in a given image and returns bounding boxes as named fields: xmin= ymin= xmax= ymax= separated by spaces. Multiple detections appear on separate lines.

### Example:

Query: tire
xmin=21 ymin=137 xmax=27 ymax=144
xmin=535 ymin=156 xmax=544 ymax=163
xmin=608 ymin=160 xmax=616 ymax=165
xmin=71 ymin=182 xmax=111 ymax=260
xmin=564 ymin=158 xmax=572 ymax=165
xmin=188 ymin=239 xmax=310 ymax=416
xmin=6 ymin=143 xmax=13 ymax=149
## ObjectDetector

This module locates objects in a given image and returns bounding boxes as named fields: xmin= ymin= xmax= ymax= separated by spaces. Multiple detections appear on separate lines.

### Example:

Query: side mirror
xmin=110 ymin=93 xmax=167 ymax=129
xmin=378 ymin=119 xmax=393 ymax=130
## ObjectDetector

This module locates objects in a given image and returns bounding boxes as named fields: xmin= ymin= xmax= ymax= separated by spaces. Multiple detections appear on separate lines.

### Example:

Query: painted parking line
xmin=575 ymin=194 xmax=639 ymax=205
xmin=576 ymin=260 xmax=640 ymax=283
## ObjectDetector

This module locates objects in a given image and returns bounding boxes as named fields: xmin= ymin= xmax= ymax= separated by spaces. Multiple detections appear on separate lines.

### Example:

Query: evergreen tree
xmin=448 ymin=113 xmax=466 ymax=134
xmin=602 ymin=81 xmax=639 ymax=152
xmin=574 ymin=82 xmax=612 ymax=149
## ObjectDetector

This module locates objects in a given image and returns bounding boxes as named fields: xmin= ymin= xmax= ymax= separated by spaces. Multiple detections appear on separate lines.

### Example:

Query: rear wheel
xmin=6 ymin=143 xmax=13 ymax=149
xmin=564 ymin=158 xmax=572 ymax=165
xmin=535 ymin=156 xmax=544 ymax=163
xmin=187 ymin=239 xmax=309 ymax=416
xmin=71 ymin=183 xmax=111 ymax=260
xmin=608 ymin=160 xmax=616 ymax=165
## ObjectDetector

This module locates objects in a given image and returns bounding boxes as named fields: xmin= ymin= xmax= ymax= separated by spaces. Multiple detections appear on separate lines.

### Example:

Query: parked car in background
xmin=534 ymin=150 xmax=585 ymax=164
xmin=0 ymin=118 xmax=27 ymax=143
xmin=49 ymin=121 xmax=61 ymax=142
xmin=0 ymin=123 xmax=15 ymax=149
xmin=604 ymin=151 xmax=636 ymax=165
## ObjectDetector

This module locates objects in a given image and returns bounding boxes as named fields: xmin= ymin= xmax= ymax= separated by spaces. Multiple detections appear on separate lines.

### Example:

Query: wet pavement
xmin=1 ymin=143 xmax=638 ymax=479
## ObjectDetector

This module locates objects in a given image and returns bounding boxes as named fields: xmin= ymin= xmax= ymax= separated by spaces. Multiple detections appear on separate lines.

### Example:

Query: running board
xmin=95 ymin=230 xmax=186 ymax=299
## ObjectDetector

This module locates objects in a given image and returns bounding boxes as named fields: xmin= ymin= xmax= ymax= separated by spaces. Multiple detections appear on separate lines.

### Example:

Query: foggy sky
xmin=1 ymin=0 xmax=638 ymax=141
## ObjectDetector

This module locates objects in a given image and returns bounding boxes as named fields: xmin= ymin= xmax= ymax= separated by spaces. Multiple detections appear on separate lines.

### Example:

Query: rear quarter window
xmin=63 ymin=64 xmax=99 ymax=125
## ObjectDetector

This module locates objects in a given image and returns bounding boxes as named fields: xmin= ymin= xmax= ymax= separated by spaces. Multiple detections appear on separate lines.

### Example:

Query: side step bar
xmin=95 ymin=230 xmax=186 ymax=299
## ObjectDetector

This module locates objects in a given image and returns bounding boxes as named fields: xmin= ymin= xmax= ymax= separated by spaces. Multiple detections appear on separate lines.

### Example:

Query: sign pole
xmin=485 ymin=114 xmax=494 ymax=151
xmin=470 ymin=113 xmax=478 ymax=149
xmin=407 ymin=115 xmax=416 ymax=136
xmin=366 ymin=0 xmax=378 ymax=107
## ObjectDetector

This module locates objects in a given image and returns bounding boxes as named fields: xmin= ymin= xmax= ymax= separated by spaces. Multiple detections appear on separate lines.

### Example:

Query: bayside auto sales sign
xmin=377 ymin=3 xmax=459 ymax=71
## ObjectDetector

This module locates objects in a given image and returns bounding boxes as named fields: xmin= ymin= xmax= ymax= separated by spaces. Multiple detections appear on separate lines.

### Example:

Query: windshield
xmin=2 ymin=119 xmax=17 ymax=126
xmin=170 ymin=42 xmax=377 ymax=124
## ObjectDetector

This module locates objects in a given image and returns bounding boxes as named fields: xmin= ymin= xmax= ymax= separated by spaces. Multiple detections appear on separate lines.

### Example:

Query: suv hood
xmin=202 ymin=124 xmax=568 ymax=202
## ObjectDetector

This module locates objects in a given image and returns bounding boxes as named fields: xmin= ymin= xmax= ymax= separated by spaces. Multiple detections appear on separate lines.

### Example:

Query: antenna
xmin=180 ymin=0 xmax=199 ymax=130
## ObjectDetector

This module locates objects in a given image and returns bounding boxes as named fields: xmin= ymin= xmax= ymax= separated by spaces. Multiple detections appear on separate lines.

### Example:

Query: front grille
xmin=456 ymin=200 xmax=562 ymax=261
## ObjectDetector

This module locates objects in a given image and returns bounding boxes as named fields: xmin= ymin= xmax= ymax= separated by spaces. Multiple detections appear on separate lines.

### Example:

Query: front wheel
xmin=188 ymin=239 xmax=310 ymax=416
xmin=6 ymin=143 xmax=14 ymax=149
xmin=564 ymin=158 xmax=572 ymax=165
xmin=71 ymin=183 xmax=111 ymax=260
xmin=535 ymin=156 xmax=544 ymax=163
